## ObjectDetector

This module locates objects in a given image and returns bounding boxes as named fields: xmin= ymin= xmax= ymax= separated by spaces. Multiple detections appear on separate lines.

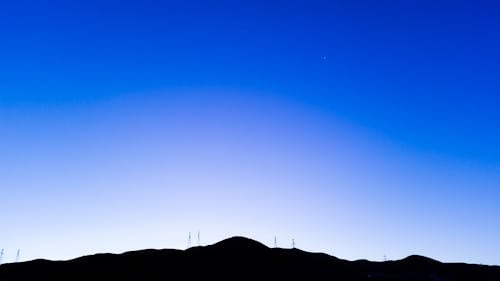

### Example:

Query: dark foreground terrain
xmin=0 ymin=236 xmax=498 ymax=281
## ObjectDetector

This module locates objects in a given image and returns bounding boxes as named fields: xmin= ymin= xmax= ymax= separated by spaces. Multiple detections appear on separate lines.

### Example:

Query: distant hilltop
xmin=0 ymin=236 xmax=499 ymax=281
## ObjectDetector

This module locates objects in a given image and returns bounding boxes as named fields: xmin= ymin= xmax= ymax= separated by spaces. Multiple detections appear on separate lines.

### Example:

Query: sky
xmin=0 ymin=0 xmax=499 ymax=265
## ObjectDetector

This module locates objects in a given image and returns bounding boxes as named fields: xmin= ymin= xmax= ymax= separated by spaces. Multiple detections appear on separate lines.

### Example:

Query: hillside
xmin=0 ymin=236 xmax=498 ymax=281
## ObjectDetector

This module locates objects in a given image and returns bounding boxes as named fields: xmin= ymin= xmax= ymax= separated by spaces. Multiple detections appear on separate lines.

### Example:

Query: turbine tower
xmin=292 ymin=239 xmax=295 ymax=249
xmin=197 ymin=231 xmax=200 ymax=246
xmin=187 ymin=232 xmax=192 ymax=248
xmin=15 ymin=249 xmax=20 ymax=263
xmin=0 ymin=248 xmax=4 ymax=264
xmin=274 ymin=236 xmax=277 ymax=248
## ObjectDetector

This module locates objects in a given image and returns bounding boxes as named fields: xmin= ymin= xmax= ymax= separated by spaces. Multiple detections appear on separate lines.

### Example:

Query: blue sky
xmin=1 ymin=0 xmax=499 ymax=264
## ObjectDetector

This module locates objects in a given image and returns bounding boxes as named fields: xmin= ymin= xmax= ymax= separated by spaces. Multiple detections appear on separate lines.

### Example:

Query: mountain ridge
xmin=1 ymin=236 xmax=499 ymax=281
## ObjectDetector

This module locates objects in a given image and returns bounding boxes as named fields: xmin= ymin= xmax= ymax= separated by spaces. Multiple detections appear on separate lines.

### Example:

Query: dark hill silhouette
xmin=0 ymin=236 xmax=498 ymax=281
xmin=210 ymin=236 xmax=269 ymax=250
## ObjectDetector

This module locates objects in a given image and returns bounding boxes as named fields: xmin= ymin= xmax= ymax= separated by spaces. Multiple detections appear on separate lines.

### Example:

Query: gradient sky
xmin=1 ymin=0 xmax=499 ymax=265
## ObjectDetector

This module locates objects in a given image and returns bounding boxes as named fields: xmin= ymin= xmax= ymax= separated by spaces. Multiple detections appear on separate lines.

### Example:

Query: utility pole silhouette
xmin=15 ymin=249 xmax=20 ymax=263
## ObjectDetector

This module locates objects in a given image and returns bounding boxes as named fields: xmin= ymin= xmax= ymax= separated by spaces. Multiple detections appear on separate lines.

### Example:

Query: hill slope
xmin=0 ymin=236 xmax=498 ymax=281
